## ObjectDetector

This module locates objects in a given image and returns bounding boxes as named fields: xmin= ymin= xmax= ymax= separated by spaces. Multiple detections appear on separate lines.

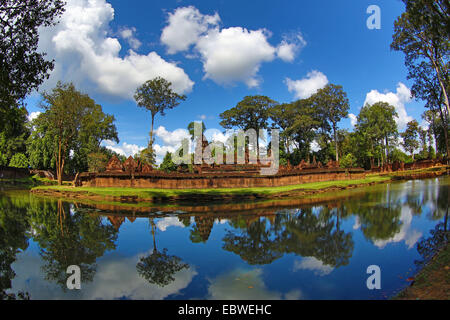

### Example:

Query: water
xmin=0 ymin=177 xmax=448 ymax=300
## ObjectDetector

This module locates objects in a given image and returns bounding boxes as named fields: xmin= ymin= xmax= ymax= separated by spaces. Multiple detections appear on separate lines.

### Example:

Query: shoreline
xmin=28 ymin=166 xmax=448 ymax=204
xmin=393 ymin=243 xmax=449 ymax=300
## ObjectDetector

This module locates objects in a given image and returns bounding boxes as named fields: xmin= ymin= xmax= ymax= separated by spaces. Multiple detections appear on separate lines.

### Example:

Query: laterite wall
xmin=78 ymin=168 xmax=366 ymax=189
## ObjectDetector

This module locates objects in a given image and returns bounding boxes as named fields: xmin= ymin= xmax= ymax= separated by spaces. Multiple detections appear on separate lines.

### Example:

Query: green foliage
xmin=390 ymin=148 xmax=413 ymax=164
xmin=401 ymin=120 xmax=420 ymax=158
xmin=0 ymin=152 xmax=7 ymax=166
xmin=340 ymin=153 xmax=357 ymax=168
xmin=311 ymin=84 xmax=350 ymax=161
xmin=137 ymin=147 xmax=156 ymax=166
xmin=0 ymin=0 xmax=65 ymax=108
xmin=87 ymin=152 xmax=108 ymax=173
xmin=0 ymin=105 xmax=29 ymax=163
xmin=355 ymin=102 xmax=399 ymax=166
xmin=8 ymin=153 xmax=28 ymax=168
xmin=159 ymin=152 xmax=177 ymax=173
xmin=27 ymin=82 xmax=118 ymax=183
xmin=134 ymin=77 xmax=186 ymax=147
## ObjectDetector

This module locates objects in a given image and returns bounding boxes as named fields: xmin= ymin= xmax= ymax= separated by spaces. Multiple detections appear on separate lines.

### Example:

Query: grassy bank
xmin=0 ymin=175 xmax=70 ymax=189
xmin=393 ymin=244 xmax=449 ymax=300
xmin=31 ymin=175 xmax=392 ymax=201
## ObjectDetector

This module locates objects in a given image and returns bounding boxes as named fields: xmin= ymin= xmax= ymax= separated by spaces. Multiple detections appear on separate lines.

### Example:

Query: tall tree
xmin=134 ymin=77 xmax=186 ymax=163
xmin=220 ymin=96 xmax=278 ymax=159
xmin=356 ymin=102 xmax=398 ymax=166
xmin=401 ymin=120 xmax=420 ymax=160
xmin=391 ymin=0 xmax=449 ymax=116
xmin=30 ymin=82 xmax=118 ymax=185
xmin=311 ymin=84 xmax=350 ymax=162
xmin=0 ymin=0 xmax=65 ymax=108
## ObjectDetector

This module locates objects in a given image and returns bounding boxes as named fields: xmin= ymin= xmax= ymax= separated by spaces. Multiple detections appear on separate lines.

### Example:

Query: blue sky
xmin=26 ymin=0 xmax=425 ymax=162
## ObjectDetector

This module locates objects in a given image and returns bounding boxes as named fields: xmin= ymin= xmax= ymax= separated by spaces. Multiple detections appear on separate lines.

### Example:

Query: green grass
xmin=31 ymin=175 xmax=391 ymax=199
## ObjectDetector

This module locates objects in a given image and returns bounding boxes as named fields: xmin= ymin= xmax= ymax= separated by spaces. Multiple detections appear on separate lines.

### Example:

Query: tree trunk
xmin=149 ymin=114 xmax=155 ymax=148
xmin=333 ymin=124 xmax=338 ymax=162
xmin=385 ymin=136 xmax=389 ymax=163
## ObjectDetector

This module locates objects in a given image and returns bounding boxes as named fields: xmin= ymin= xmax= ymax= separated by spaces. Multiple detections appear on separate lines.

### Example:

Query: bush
xmin=0 ymin=152 xmax=7 ymax=166
xmin=340 ymin=153 xmax=357 ymax=168
xmin=160 ymin=152 xmax=177 ymax=173
xmin=87 ymin=152 xmax=108 ymax=173
xmin=9 ymin=153 xmax=28 ymax=168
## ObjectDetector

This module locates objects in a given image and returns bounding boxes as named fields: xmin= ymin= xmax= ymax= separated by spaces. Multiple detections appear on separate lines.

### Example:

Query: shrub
xmin=9 ymin=153 xmax=29 ymax=168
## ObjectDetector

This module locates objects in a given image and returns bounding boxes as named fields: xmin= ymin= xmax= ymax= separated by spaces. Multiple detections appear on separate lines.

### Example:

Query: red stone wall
xmin=79 ymin=168 xmax=366 ymax=189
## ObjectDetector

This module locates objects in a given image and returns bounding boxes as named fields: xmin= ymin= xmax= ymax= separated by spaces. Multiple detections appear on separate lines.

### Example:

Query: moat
xmin=1 ymin=176 xmax=448 ymax=300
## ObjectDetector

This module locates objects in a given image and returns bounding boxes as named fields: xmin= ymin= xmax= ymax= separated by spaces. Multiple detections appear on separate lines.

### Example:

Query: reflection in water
xmin=136 ymin=219 xmax=190 ymax=287
xmin=0 ymin=177 xmax=448 ymax=300
xmin=27 ymin=199 xmax=118 ymax=290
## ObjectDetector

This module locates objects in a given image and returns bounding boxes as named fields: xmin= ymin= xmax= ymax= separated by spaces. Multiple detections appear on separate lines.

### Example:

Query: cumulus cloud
xmin=348 ymin=113 xmax=358 ymax=127
xmin=293 ymin=257 xmax=334 ymax=276
xmin=103 ymin=140 xmax=145 ymax=158
xmin=285 ymin=70 xmax=329 ymax=99
xmin=276 ymin=33 xmax=307 ymax=62
xmin=161 ymin=6 xmax=305 ymax=87
xmin=196 ymin=27 xmax=276 ymax=87
xmin=119 ymin=27 xmax=142 ymax=50
xmin=363 ymin=83 xmax=414 ymax=130
xmin=38 ymin=0 xmax=194 ymax=100
xmin=155 ymin=126 xmax=191 ymax=147
xmin=161 ymin=6 xmax=220 ymax=54
xmin=156 ymin=217 xmax=186 ymax=232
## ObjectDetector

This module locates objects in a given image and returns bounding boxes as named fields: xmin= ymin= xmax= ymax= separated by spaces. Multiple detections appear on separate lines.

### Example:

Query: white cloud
xmin=162 ymin=6 xmax=304 ymax=88
xmin=161 ymin=6 xmax=220 ymax=54
xmin=103 ymin=140 xmax=145 ymax=158
xmin=364 ymin=82 xmax=413 ymax=130
xmin=293 ymin=257 xmax=334 ymax=276
xmin=207 ymin=268 xmax=283 ymax=300
xmin=27 ymin=111 xmax=42 ymax=122
xmin=374 ymin=204 xmax=422 ymax=250
xmin=155 ymin=126 xmax=191 ymax=147
xmin=196 ymin=27 xmax=276 ymax=87
xmin=38 ymin=0 xmax=194 ymax=100
xmin=349 ymin=113 xmax=357 ymax=127
xmin=285 ymin=70 xmax=329 ymax=99
xmin=156 ymin=217 xmax=185 ymax=232
xmin=276 ymin=33 xmax=306 ymax=62
xmin=119 ymin=27 xmax=142 ymax=50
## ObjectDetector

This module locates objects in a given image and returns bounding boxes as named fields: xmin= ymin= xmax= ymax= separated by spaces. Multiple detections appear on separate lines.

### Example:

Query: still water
xmin=0 ymin=177 xmax=448 ymax=300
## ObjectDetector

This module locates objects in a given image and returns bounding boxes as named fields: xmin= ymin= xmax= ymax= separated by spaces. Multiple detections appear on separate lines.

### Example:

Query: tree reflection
xmin=222 ymin=207 xmax=354 ymax=268
xmin=28 ymin=199 xmax=118 ymax=290
xmin=136 ymin=218 xmax=189 ymax=287
xmin=0 ymin=193 xmax=31 ymax=299
xmin=222 ymin=217 xmax=283 ymax=265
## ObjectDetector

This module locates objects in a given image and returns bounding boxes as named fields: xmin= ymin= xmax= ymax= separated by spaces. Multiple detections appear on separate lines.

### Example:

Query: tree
xmin=220 ymin=96 xmax=278 ymax=159
xmin=159 ymin=152 xmax=177 ymax=173
xmin=356 ymin=102 xmax=398 ymax=166
xmin=311 ymin=84 xmax=350 ymax=162
xmin=136 ymin=219 xmax=189 ymax=287
xmin=134 ymin=77 xmax=186 ymax=158
xmin=8 ymin=153 xmax=28 ymax=168
xmin=391 ymin=0 xmax=449 ymax=160
xmin=391 ymin=0 xmax=449 ymax=116
xmin=0 ymin=0 xmax=65 ymax=108
xmin=401 ymin=120 xmax=420 ymax=160
xmin=30 ymin=82 xmax=118 ymax=184
xmin=0 ymin=104 xmax=30 ymax=164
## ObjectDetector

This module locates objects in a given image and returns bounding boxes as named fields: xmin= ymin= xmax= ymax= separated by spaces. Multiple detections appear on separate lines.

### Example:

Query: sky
xmin=25 ymin=0 xmax=426 ymax=163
